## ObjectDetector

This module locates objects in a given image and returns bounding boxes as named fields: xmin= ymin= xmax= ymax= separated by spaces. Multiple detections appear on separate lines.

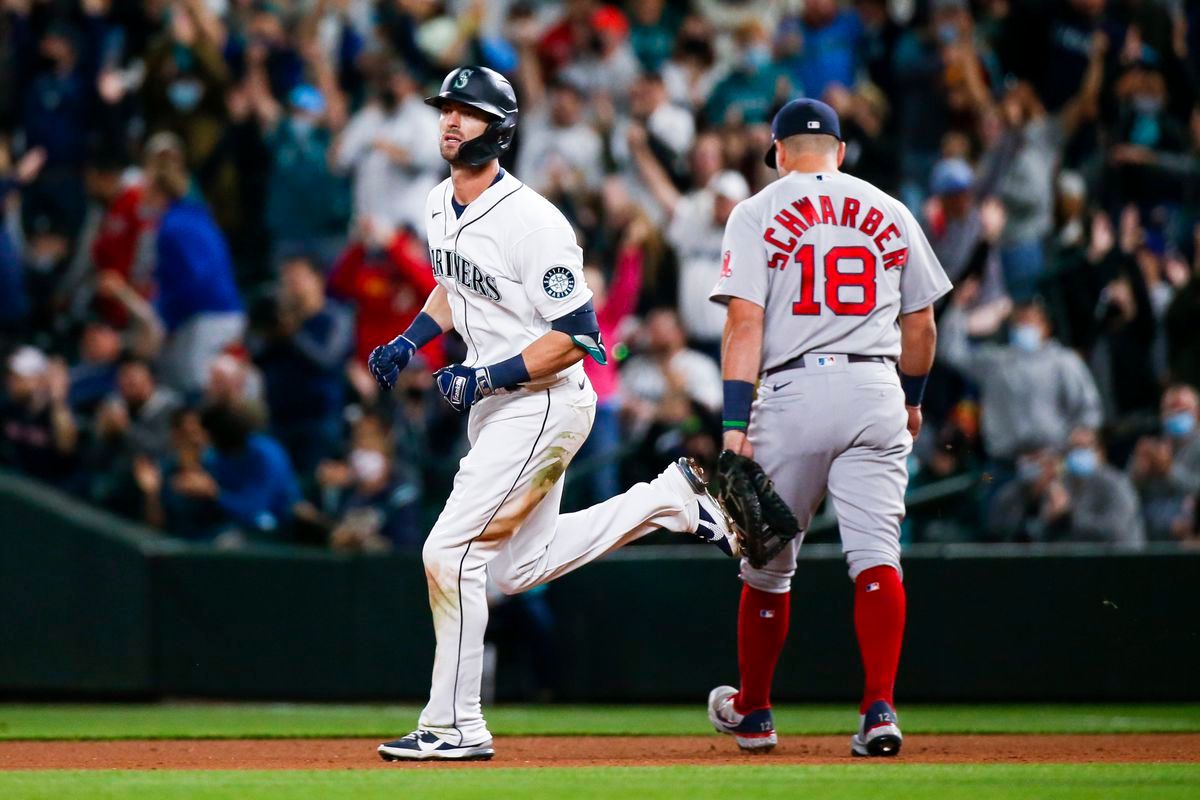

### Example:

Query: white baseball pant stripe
xmin=419 ymin=373 xmax=698 ymax=744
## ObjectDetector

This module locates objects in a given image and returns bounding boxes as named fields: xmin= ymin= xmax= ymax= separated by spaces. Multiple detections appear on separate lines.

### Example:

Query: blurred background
xmin=0 ymin=0 xmax=1198 ymax=703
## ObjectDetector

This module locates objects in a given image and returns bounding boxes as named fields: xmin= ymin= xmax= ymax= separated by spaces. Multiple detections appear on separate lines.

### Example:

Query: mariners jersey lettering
xmin=710 ymin=171 xmax=951 ymax=367
xmin=424 ymin=171 xmax=593 ymax=367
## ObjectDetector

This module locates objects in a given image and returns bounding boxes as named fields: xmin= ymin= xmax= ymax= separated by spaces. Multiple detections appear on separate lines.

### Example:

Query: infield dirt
xmin=1 ymin=735 xmax=1197 ymax=769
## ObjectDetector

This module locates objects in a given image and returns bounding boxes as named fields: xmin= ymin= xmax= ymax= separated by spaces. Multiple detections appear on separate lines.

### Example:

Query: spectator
xmin=628 ymin=0 xmax=679 ymax=72
xmin=660 ymin=15 xmax=723 ymax=114
xmin=141 ymin=0 xmax=231 ymax=179
xmin=622 ymin=308 xmax=723 ymax=426
xmin=80 ymin=152 xmax=152 ymax=329
xmin=923 ymin=158 xmax=1006 ymax=305
xmin=96 ymin=357 xmax=182 ymax=460
xmin=704 ymin=20 xmax=787 ymax=127
xmin=1129 ymin=385 xmax=1200 ymax=541
xmin=333 ymin=66 xmax=442 ymax=237
xmin=777 ymin=0 xmax=863 ymax=99
xmin=559 ymin=5 xmax=640 ymax=104
xmin=516 ymin=78 xmax=605 ymax=196
xmin=0 ymin=346 xmax=77 ymax=485
xmin=938 ymin=295 xmax=1103 ymax=465
xmin=318 ymin=411 xmax=420 ymax=552
xmin=248 ymin=81 xmax=351 ymax=269
xmin=575 ymin=221 xmax=646 ymax=505
xmin=987 ymin=427 xmax=1144 ymax=545
xmin=629 ymin=130 xmax=746 ymax=354
xmin=144 ymin=157 xmax=245 ymax=395
xmin=170 ymin=401 xmax=305 ymax=541
xmin=328 ymin=216 xmax=441 ymax=367
xmin=610 ymin=71 xmax=695 ymax=208
xmin=255 ymin=255 xmax=353 ymax=476
xmin=67 ymin=319 xmax=123 ymax=415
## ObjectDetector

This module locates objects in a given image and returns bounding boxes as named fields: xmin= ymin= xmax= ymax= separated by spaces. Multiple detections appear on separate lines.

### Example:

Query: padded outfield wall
xmin=1 ymin=471 xmax=1196 ymax=701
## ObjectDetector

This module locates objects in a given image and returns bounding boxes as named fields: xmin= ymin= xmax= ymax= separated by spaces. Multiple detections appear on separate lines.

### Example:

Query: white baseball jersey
xmin=414 ymin=168 xmax=707 ymax=747
xmin=424 ymin=170 xmax=593 ymax=370
xmin=710 ymin=171 xmax=951 ymax=368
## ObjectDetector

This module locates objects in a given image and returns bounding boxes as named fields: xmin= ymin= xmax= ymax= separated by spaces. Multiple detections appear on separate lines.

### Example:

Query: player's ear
xmin=774 ymin=141 xmax=786 ymax=174
xmin=836 ymin=140 xmax=847 ymax=167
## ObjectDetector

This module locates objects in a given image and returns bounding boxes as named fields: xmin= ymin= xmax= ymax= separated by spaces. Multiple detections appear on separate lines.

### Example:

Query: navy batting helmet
xmin=425 ymin=66 xmax=518 ymax=167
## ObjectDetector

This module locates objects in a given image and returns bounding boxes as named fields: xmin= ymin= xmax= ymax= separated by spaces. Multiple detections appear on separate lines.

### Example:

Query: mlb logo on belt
xmin=816 ymin=355 xmax=837 ymax=367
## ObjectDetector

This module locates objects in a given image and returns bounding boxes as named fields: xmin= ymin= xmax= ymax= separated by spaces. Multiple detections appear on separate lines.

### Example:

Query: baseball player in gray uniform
xmin=705 ymin=99 xmax=952 ymax=757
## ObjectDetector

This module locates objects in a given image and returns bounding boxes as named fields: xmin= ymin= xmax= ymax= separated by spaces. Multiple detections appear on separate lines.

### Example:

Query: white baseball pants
xmin=418 ymin=370 xmax=699 ymax=744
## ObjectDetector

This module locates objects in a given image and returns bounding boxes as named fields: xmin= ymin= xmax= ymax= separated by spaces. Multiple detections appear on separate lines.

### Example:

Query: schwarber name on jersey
xmin=425 ymin=170 xmax=593 ymax=369
xmin=710 ymin=171 xmax=951 ymax=369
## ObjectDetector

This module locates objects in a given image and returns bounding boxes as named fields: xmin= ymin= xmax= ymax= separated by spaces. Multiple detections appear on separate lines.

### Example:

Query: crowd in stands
xmin=1 ymin=0 xmax=1198 ymax=550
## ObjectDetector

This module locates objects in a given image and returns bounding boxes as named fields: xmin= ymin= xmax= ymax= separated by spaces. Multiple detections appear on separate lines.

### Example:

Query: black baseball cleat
xmin=378 ymin=730 xmax=495 ymax=761
xmin=675 ymin=457 xmax=740 ymax=558
xmin=850 ymin=700 xmax=903 ymax=757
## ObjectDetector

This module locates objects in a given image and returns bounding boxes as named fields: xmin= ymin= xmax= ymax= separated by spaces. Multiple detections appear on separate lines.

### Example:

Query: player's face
xmin=438 ymin=101 xmax=491 ymax=163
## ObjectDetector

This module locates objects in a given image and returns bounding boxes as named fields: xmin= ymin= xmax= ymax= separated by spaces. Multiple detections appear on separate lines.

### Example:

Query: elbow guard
xmin=551 ymin=300 xmax=607 ymax=365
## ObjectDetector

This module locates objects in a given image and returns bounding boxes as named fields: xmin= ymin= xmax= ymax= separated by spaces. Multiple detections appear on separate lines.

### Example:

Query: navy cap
xmin=765 ymin=98 xmax=842 ymax=168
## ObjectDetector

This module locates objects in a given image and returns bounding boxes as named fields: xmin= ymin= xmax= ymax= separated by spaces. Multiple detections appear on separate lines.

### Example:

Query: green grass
xmin=1 ymin=765 xmax=1198 ymax=800
xmin=1 ymin=703 xmax=1198 ymax=740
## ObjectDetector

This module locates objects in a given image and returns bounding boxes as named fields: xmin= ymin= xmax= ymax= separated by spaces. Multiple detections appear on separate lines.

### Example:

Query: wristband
xmin=477 ymin=354 xmax=531 ymax=396
xmin=397 ymin=312 xmax=442 ymax=350
xmin=723 ymin=380 xmax=755 ymax=431
xmin=899 ymin=370 xmax=928 ymax=407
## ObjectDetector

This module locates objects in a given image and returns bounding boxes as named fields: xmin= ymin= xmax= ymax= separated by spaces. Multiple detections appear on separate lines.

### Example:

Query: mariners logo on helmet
xmin=543 ymin=266 xmax=575 ymax=299
xmin=454 ymin=69 xmax=473 ymax=89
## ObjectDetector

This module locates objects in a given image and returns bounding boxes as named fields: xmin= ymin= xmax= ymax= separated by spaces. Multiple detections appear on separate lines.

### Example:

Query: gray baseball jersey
xmin=710 ymin=171 xmax=951 ymax=369
xmin=709 ymin=169 xmax=952 ymax=586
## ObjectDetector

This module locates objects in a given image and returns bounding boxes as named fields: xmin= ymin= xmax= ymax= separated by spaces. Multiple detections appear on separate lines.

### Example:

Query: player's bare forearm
xmin=899 ymin=305 xmax=937 ymax=440
xmin=521 ymin=331 xmax=584 ymax=381
xmin=898 ymin=305 xmax=936 ymax=377
xmin=721 ymin=299 xmax=765 ymax=456
xmin=420 ymin=285 xmax=455 ymax=333
xmin=722 ymin=299 xmax=765 ymax=383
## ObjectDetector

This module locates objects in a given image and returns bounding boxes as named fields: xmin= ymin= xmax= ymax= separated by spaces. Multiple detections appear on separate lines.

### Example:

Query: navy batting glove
xmin=368 ymin=336 xmax=415 ymax=391
xmin=434 ymin=363 xmax=495 ymax=413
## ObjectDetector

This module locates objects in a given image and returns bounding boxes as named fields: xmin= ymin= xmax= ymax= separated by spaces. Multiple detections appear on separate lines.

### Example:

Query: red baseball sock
xmin=854 ymin=565 xmax=906 ymax=714
xmin=735 ymin=584 xmax=790 ymax=714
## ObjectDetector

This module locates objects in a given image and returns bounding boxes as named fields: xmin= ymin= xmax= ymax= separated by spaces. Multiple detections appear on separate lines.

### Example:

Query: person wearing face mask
xmin=1055 ymin=427 xmax=1144 ymax=545
xmin=1129 ymin=384 xmax=1200 ymax=541
xmin=248 ymin=83 xmax=351 ymax=270
xmin=988 ymin=428 xmax=1143 ymax=544
xmin=333 ymin=66 xmax=442 ymax=237
xmin=704 ymin=20 xmax=789 ymax=127
xmin=939 ymin=294 xmax=1103 ymax=474
xmin=319 ymin=412 xmax=421 ymax=552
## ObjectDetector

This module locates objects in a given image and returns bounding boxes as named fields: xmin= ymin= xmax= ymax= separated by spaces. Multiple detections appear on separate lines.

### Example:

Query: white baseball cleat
xmin=707 ymin=685 xmax=778 ymax=753
xmin=675 ymin=458 xmax=740 ymax=558
xmin=850 ymin=700 xmax=903 ymax=757
xmin=378 ymin=730 xmax=495 ymax=761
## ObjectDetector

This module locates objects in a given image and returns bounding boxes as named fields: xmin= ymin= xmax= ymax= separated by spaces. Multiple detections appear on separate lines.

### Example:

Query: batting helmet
xmin=425 ymin=66 xmax=518 ymax=167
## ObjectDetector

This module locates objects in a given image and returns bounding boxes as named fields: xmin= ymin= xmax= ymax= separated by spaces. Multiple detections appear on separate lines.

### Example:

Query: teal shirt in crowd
xmin=265 ymin=118 xmax=351 ymax=240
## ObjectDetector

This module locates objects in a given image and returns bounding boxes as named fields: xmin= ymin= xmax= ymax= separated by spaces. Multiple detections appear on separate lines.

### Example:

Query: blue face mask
xmin=1164 ymin=411 xmax=1196 ymax=439
xmin=1009 ymin=324 xmax=1042 ymax=353
xmin=1017 ymin=458 xmax=1043 ymax=483
xmin=166 ymin=78 xmax=203 ymax=112
xmin=742 ymin=45 xmax=771 ymax=72
xmin=1064 ymin=447 xmax=1098 ymax=477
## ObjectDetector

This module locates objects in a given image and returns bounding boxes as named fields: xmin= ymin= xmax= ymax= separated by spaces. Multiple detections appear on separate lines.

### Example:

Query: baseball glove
xmin=716 ymin=449 xmax=801 ymax=569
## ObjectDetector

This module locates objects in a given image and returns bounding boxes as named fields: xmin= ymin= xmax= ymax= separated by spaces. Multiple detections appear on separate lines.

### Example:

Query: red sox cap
xmin=765 ymin=98 xmax=843 ymax=168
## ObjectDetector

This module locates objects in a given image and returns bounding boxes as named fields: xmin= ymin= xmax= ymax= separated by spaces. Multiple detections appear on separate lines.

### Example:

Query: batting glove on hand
xmin=434 ymin=363 xmax=496 ymax=413
xmin=368 ymin=336 xmax=415 ymax=391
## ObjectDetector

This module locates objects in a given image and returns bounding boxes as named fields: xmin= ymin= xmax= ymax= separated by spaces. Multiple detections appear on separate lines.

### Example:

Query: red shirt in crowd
xmin=328 ymin=230 xmax=444 ymax=368
xmin=90 ymin=181 xmax=155 ymax=326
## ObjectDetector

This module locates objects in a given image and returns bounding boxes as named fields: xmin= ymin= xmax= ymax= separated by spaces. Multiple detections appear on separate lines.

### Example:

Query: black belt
xmin=762 ymin=354 xmax=888 ymax=378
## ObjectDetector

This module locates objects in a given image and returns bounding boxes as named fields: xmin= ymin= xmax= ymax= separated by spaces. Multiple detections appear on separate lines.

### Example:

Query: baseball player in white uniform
xmin=705 ymin=99 xmax=952 ymax=757
xmin=367 ymin=66 xmax=739 ymax=762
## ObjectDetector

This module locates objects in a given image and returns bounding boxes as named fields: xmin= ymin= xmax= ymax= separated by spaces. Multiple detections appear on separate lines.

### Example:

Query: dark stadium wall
xmin=2 ymin=471 xmax=1198 ymax=702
